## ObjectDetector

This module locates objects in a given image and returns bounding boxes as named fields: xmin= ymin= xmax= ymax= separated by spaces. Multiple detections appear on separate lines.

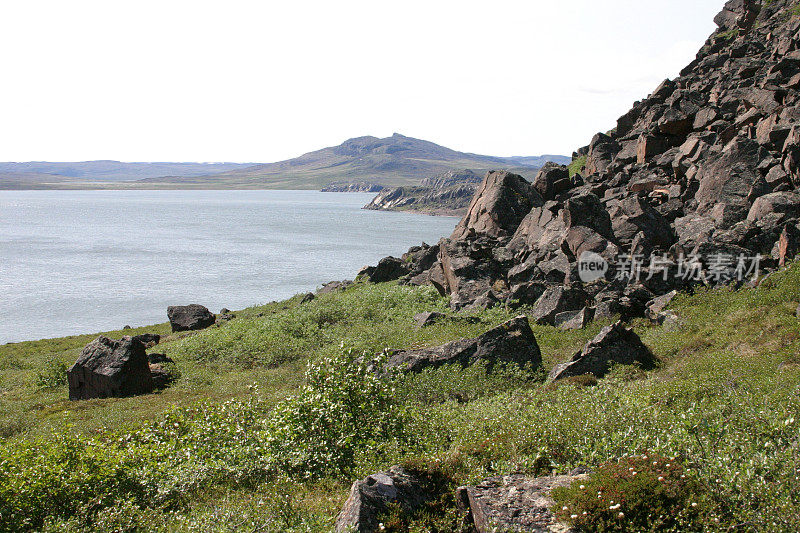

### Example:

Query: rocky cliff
xmin=363 ymin=169 xmax=483 ymax=216
xmin=366 ymin=0 xmax=800 ymax=321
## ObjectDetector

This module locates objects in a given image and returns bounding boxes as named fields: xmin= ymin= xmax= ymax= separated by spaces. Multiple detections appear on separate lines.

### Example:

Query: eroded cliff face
xmin=369 ymin=0 xmax=800 ymax=320
xmin=363 ymin=170 xmax=483 ymax=216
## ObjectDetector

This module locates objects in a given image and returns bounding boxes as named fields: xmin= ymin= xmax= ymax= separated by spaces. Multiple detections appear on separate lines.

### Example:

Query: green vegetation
xmin=568 ymin=155 xmax=587 ymax=177
xmin=2 ymin=264 xmax=800 ymax=531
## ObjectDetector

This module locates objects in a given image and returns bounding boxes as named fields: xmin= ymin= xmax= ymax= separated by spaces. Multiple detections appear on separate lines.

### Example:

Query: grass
xmin=2 ymin=264 xmax=800 ymax=531
xmin=568 ymin=155 xmax=587 ymax=177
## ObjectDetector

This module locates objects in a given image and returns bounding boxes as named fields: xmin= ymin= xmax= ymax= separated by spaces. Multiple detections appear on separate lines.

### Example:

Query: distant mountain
xmin=138 ymin=134 xmax=571 ymax=189
xmin=0 ymin=161 xmax=256 ymax=189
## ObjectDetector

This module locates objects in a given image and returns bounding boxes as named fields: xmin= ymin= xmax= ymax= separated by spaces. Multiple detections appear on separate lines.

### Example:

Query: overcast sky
xmin=0 ymin=0 xmax=724 ymax=163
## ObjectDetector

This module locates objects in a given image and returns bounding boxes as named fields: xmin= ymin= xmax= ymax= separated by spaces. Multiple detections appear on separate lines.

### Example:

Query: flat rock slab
xmin=458 ymin=474 xmax=586 ymax=532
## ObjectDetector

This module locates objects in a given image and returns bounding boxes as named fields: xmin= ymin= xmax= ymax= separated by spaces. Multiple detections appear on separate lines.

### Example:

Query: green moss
xmin=568 ymin=155 xmax=587 ymax=177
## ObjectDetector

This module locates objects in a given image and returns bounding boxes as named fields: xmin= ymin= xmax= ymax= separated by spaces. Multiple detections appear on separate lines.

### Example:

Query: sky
xmin=0 ymin=0 xmax=724 ymax=163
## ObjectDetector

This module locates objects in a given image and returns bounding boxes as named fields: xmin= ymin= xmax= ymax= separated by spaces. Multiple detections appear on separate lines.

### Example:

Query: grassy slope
xmin=1 ymin=265 xmax=800 ymax=531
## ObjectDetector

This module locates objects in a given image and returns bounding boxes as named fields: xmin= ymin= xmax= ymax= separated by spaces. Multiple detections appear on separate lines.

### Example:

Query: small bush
xmin=35 ymin=358 xmax=68 ymax=389
xmin=264 ymin=350 xmax=407 ymax=479
xmin=552 ymin=454 xmax=710 ymax=532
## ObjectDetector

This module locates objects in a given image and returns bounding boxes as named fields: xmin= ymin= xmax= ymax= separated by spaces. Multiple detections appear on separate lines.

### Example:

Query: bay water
xmin=0 ymin=190 xmax=457 ymax=343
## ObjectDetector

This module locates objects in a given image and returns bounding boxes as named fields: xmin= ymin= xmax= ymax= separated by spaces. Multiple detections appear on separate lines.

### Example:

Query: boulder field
xmin=360 ymin=0 xmax=800 ymax=324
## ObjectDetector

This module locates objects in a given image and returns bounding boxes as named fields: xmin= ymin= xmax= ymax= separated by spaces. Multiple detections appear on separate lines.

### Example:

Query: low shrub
xmin=552 ymin=454 xmax=710 ymax=532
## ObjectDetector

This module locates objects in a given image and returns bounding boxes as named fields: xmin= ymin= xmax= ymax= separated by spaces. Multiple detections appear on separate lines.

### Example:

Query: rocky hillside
xmin=363 ymin=0 xmax=800 ymax=323
xmin=363 ymin=169 xmax=483 ymax=216
xmin=139 ymin=134 xmax=570 ymax=189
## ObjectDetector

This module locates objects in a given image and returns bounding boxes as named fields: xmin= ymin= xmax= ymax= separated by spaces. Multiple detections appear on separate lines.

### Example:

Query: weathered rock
xmin=368 ymin=256 xmax=410 ymax=283
xmin=530 ymin=287 xmax=589 ymax=326
xmin=457 ymin=473 xmax=587 ymax=533
xmin=167 ymin=304 xmax=216 ymax=333
xmin=68 ymin=336 xmax=154 ymax=400
xmin=586 ymin=132 xmax=621 ymax=175
xmin=646 ymin=290 xmax=678 ymax=321
xmin=451 ymin=171 xmax=543 ymax=240
xmin=554 ymin=307 xmax=594 ymax=330
xmin=383 ymin=316 xmax=542 ymax=373
xmin=131 ymin=333 xmax=160 ymax=348
xmin=318 ymin=280 xmax=353 ymax=294
xmin=549 ymin=321 xmax=655 ymax=380
xmin=300 ymin=292 xmax=315 ymax=304
xmin=747 ymin=192 xmax=800 ymax=222
xmin=335 ymin=466 xmax=430 ymax=533
xmin=533 ymin=162 xmax=571 ymax=200
xmin=413 ymin=311 xmax=446 ymax=328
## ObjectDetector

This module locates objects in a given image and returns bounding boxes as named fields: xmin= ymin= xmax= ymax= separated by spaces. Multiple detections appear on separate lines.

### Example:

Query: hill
xmin=137 ymin=133 xmax=571 ymax=189
xmin=0 ymin=161 xmax=256 ymax=189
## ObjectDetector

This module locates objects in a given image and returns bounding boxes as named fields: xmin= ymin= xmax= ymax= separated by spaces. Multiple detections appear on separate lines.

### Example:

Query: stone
xmin=778 ymin=224 xmax=800 ymax=267
xmin=585 ymin=133 xmax=621 ymax=175
xmin=507 ymin=282 xmax=548 ymax=308
xmin=318 ymin=280 xmax=354 ymax=294
xmin=549 ymin=321 xmax=655 ymax=380
xmin=300 ymin=292 xmax=315 ymax=304
xmin=413 ymin=311 xmax=446 ymax=328
xmin=451 ymin=171 xmax=543 ymax=240
xmin=457 ymin=473 xmax=587 ymax=533
xmin=533 ymin=162 xmax=570 ymax=200
xmin=67 ymin=336 xmax=154 ymax=400
xmin=747 ymin=192 xmax=800 ymax=222
xmin=637 ymin=134 xmax=671 ymax=164
xmin=368 ymin=256 xmax=410 ymax=283
xmin=646 ymin=290 xmax=678 ymax=321
xmin=131 ymin=333 xmax=160 ymax=348
xmin=335 ymin=466 xmax=430 ymax=533
xmin=530 ymin=287 xmax=589 ymax=326
xmin=383 ymin=316 xmax=542 ymax=374
xmin=554 ymin=307 xmax=594 ymax=330
xmin=695 ymin=137 xmax=761 ymax=213
xmin=610 ymin=195 xmax=674 ymax=248
xmin=167 ymin=304 xmax=216 ymax=333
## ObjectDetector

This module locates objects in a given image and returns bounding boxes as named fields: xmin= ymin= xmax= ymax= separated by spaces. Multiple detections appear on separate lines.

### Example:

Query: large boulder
xmin=367 ymin=256 xmax=411 ymax=283
xmin=532 ymin=162 xmax=571 ymax=200
xmin=549 ymin=321 xmax=655 ymax=380
xmin=530 ymin=286 xmax=590 ymax=326
xmin=167 ymin=304 xmax=216 ymax=332
xmin=451 ymin=171 xmax=543 ymax=240
xmin=457 ymin=473 xmax=587 ymax=533
xmin=383 ymin=316 xmax=542 ymax=374
xmin=335 ymin=466 xmax=430 ymax=533
xmin=67 ymin=336 xmax=154 ymax=400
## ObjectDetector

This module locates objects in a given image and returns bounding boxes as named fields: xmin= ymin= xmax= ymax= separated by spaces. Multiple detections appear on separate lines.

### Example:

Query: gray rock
xmin=457 ymin=473 xmax=587 ymax=533
xmin=549 ymin=321 xmax=655 ymax=380
xmin=555 ymin=307 xmax=594 ymax=330
xmin=383 ymin=316 xmax=542 ymax=374
xmin=646 ymin=290 xmax=678 ymax=320
xmin=530 ymin=287 xmax=589 ymax=326
xmin=335 ymin=466 xmax=430 ymax=533
xmin=413 ymin=311 xmax=446 ymax=328
xmin=167 ymin=304 xmax=216 ymax=333
xmin=368 ymin=256 xmax=410 ymax=283
xmin=68 ymin=336 xmax=154 ymax=400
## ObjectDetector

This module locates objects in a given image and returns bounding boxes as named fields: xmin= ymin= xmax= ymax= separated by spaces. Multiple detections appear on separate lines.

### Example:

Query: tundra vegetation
xmin=0 ymin=262 xmax=799 ymax=532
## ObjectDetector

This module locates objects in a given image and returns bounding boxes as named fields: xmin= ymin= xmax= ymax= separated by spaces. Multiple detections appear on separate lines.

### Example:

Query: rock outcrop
xmin=457 ymin=473 xmax=587 ymax=532
xmin=549 ymin=321 xmax=655 ymax=380
xmin=365 ymin=0 xmax=800 ymax=319
xmin=363 ymin=169 xmax=483 ymax=216
xmin=167 ymin=304 xmax=216 ymax=332
xmin=382 ymin=316 xmax=542 ymax=374
xmin=335 ymin=466 xmax=430 ymax=533
xmin=67 ymin=336 xmax=154 ymax=400
xmin=321 ymin=181 xmax=384 ymax=192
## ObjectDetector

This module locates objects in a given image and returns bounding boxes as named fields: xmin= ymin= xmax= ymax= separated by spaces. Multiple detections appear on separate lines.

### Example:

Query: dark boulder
xmin=383 ymin=316 xmax=542 ymax=374
xmin=532 ymin=162 xmax=571 ymax=200
xmin=300 ymin=292 xmax=315 ymax=304
xmin=335 ymin=466 xmax=430 ymax=533
xmin=549 ymin=321 xmax=655 ymax=380
xmin=318 ymin=280 xmax=353 ymax=294
xmin=530 ymin=286 xmax=590 ymax=326
xmin=451 ymin=171 xmax=543 ymax=240
xmin=368 ymin=256 xmax=410 ymax=283
xmin=67 ymin=336 xmax=154 ymax=400
xmin=167 ymin=304 xmax=216 ymax=333
xmin=131 ymin=333 xmax=160 ymax=348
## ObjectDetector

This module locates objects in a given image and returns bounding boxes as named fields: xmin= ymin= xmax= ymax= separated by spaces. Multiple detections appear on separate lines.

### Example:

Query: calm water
xmin=0 ymin=190 xmax=457 ymax=344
